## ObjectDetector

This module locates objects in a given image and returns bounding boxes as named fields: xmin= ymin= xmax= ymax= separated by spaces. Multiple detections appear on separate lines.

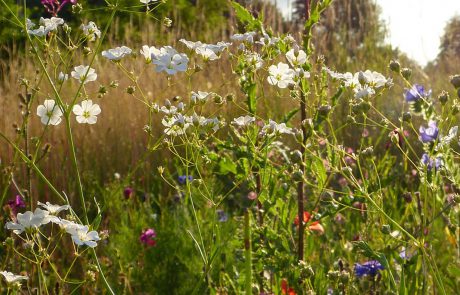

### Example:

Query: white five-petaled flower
xmin=72 ymin=100 xmax=101 ymax=124
xmin=71 ymin=65 xmax=97 ymax=84
xmin=286 ymin=48 xmax=307 ymax=67
xmin=37 ymin=99 xmax=63 ymax=126
xmin=38 ymin=201 xmax=70 ymax=215
xmin=5 ymin=208 xmax=50 ymax=234
xmin=66 ymin=224 xmax=100 ymax=248
xmin=191 ymin=91 xmax=211 ymax=104
xmin=102 ymin=46 xmax=132 ymax=61
xmin=232 ymin=115 xmax=255 ymax=127
xmin=0 ymin=271 xmax=28 ymax=286
xmin=152 ymin=46 xmax=189 ymax=75
xmin=80 ymin=21 xmax=101 ymax=41
xmin=140 ymin=45 xmax=160 ymax=63
xmin=267 ymin=62 xmax=295 ymax=89
xmin=140 ymin=0 xmax=158 ymax=4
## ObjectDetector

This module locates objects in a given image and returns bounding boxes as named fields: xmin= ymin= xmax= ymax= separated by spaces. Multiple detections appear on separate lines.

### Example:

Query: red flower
xmin=281 ymin=279 xmax=297 ymax=295
xmin=294 ymin=211 xmax=324 ymax=234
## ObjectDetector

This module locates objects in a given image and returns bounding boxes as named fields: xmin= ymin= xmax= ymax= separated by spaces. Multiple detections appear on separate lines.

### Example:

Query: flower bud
xmin=402 ymin=111 xmax=412 ymax=122
xmin=126 ymin=86 xmax=136 ymax=94
xmin=389 ymin=60 xmax=401 ymax=72
xmin=438 ymin=90 xmax=449 ymax=105
xmin=318 ymin=105 xmax=331 ymax=117
xmin=291 ymin=150 xmax=303 ymax=163
xmin=401 ymin=68 xmax=412 ymax=80
xmin=292 ymin=169 xmax=304 ymax=182
xmin=358 ymin=71 xmax=367 ymax=86
xmin=214 ymin=95 xmax=223 ymax=104
xmin=450 ymin=74 xmax=460 ymax=89
xmin=381 ymin=224 xmax=391 ymax=234
xmin=226 ymin=93 xmax=235 ymax=102
xmin=83 ymin=46 xmax=92 ymax=55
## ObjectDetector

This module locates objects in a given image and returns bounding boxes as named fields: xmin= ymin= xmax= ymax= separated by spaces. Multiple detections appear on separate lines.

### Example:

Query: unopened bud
xmin=401 ymin=68 xmax=412 ymax=80
xmin=450 ymin=75 xmax=460 ymax=89
xmin=438 ymin=90 xmax=449 ymax=105
xmin=389 ymin=60 xmax=401 ymax=72
xmin=126 ymin=86 xmax=136 ymax=94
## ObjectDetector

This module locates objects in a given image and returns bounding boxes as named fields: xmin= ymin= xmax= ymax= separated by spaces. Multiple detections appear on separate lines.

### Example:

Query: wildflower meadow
xmin=0 ymin=0 xmax=459 ymax=294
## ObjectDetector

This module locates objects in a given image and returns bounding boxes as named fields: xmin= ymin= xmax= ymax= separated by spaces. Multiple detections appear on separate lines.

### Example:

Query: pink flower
xmin=140 ymin=228 xmax=157 ymax=247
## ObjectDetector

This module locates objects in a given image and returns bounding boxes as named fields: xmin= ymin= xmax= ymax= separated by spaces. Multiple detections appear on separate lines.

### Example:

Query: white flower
xmin=179 ymin=39 xmax=204 ymax=50
xmin=267 ymin=62 xmax=295 ymax=89
xmin=286 ymin=48 xmax=307 ymax=67
xmin=152 ymin=46 xmax=189 ymax=75
xmin=81 ymin=21 xmax=101 ymax=41
xmin=180 ymin=40 xmax=230 ymax=61
xmin=162 ymin=114 xmax=191 ymax=136
xmin=40 ymin=17 xmax=64 ymax=32
xmin=58 ymin=72 xmax=68 ymax=83
xmin=0 ymin=271 xmax=28 ymax=286
xmin=262 ymin=119 xmax=293 ymax=136
xmin=232 ymin=115 xmax=255 ymax=127
xmin=28 ymin=17 xmax=64 ymax=36
xmin=38 ymin=201 xmax=70 ymax=215
xmin=354 ymin=85 xmax=375 ymax=99
xmin=72 ymin=100 xmax=101 ymax=124
xmin=204 ymin=117 xmax=221 ymax=132
xmin=245 ymin=52 xmax=263 ymax=69
xmin=66 ymin=224 xmax=100 ymax=248
xmin=71 ymin=65 xmax=97 ymax=84
xmin=195 ymin=46 xmax=219 ymax=61
xmin=140 ymin=0 xmax=158 ymax=4
xmin=231 ymin=31 xmax=256 ymax=43
xmin=140 ymin=45 xmax=160 ymax=63
xmin=256 ymin=33 xmax=279 ymax=46
xmin=5 ymin=208 xmax=50 ymax=234
xmin=102 ymin=46 xmax=132 ymax=61
xmin=37 ymin=99 xmax=63 ymax=126
xmin=441 ymin=126 xmax=458 ymax=146
xmin=191 ymin=91 xmax=211 ymax=104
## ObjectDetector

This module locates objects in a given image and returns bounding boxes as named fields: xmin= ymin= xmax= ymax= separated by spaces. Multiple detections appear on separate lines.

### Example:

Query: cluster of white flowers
xmin=102 ymin=46 xmax=132 ymax=61
xmin=265 ymin=45 xmax=310 ymax=89
xmin=27 ymin=17 xmax=64 ymax=37
xmin=324 ymin=68 xmax=391 ymax=99
xmin=80 ymin=21 xmax=101 ymax=41
xmin=139 ymin=45 xmax=189 ymax=74
xmin=5 ymin=202 xmax=100 ymax=248
xmin=179 ymin=39 xmax=231 ymax=61
xmin=37 ymin=98 xmax=101 ymax=126
xmin=158 ymin=98 xmax=223 ymax=136
xmin=261 ymin=119 xmax=293 ymax=136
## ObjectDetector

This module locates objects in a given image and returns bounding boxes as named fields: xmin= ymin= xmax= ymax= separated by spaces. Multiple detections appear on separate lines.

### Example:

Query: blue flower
xmin=404 ymin=84 xmax=430 ymax=102
xmin=216 ymin=210 xmax=228 ymax=222
xmin=421 ymin=153 xmax=443 ymax=171
xmin=419 ymin=121 xmax=439 ymax=143
xmin=354 ymin=260 xmax=384 ymax=278
xmin=178 ymin=175 xmax=193 ymax=185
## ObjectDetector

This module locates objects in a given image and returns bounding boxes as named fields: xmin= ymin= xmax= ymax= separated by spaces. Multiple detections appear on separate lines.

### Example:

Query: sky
xmin=268 ymin=0 xmax=460 ymax=66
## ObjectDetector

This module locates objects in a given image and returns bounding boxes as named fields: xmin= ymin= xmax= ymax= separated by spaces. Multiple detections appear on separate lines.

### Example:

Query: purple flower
xmin=404 ymin=84 xmax=430 ymax=102
xmin=421 ymin=153 xmax=443 ymax=171
xmin=354 ymin=260 xmax=384 ymax=278
xmin=178 ymin=175 xmax=193 ymax=185
xmin=140 ymin=228 xmax=157 ymax=247
xmin=123 ymin=187 xmax=134 ymax=199
xmin=7 ymin=195 xmax=26 ymax=215
xmin=217 ymin=210 xmax=228 ymax=222
xmin=41 ymin=0 xmax=77 ymax=16
xmin=419 ymin=121 xmax=439 ymax=143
